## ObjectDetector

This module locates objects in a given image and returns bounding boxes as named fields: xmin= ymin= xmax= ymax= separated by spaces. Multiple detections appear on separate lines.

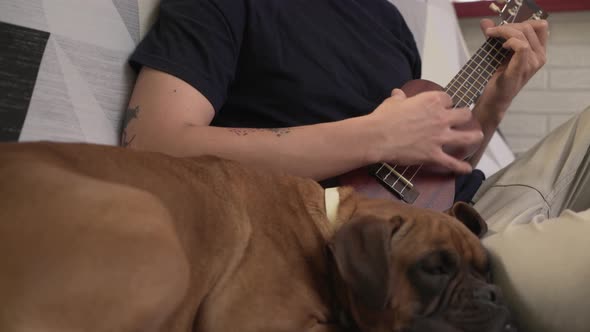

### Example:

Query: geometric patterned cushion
xmin=0 ymin=0 xmax=158 ymax=144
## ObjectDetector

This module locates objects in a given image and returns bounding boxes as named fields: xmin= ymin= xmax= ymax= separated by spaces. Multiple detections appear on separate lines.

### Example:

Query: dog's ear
xmin=447 ymin=202 xmax=488 ymax=238
xmin=328 ymin=215 xmax=403 ymax=310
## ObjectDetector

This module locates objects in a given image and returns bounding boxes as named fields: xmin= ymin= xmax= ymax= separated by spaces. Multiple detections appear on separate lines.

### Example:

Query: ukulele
xmin=336 ymin=0 xmax=548 ymax=211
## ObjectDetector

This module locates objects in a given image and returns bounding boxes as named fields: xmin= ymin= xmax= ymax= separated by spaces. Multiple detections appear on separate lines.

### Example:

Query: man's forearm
xmin=467 ymin=96 xmax=508 ymax=167
xmin=125 ymin=112 xmax=381 ymax=181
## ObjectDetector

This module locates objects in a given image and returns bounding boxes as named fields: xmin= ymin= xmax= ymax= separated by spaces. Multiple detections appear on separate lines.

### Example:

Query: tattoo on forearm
xmin=121 ymin=106 xmax=140 ymax=147
xmin=229 ymin=128 xmax=292 ymax=137
xmin=267 ymin=128 xmax=291 ymax=137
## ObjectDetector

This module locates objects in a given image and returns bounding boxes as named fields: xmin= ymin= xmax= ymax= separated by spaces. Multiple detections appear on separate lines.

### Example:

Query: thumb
xmin=390 ymin=88 xmax=407 ymax=101
xmin=480 ymin=18 xmax=496 ymax=36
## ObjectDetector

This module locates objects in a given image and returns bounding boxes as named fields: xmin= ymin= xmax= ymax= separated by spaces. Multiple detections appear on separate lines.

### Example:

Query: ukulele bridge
xmin=372 ymin=163 xmax=420 ymax=204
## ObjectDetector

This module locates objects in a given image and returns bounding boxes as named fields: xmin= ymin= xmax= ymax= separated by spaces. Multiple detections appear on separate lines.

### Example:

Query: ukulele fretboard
xmin=445 ymin=37 xmax=511 ymax=108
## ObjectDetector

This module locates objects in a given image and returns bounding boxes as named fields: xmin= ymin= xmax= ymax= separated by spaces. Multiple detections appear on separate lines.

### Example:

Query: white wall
xmin=459 ymin=11 xmax=590 ymax=155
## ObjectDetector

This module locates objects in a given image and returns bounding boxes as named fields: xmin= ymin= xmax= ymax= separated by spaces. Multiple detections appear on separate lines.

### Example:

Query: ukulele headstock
xmin=489 ymin=0 xmax=549 ymax=24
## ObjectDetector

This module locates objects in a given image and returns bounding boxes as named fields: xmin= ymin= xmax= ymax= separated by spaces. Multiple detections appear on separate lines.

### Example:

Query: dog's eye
xmin=421 ymin=261 xmax=448 ymax=275
xmin=423 ymin=265 xmax=446 ymax=275
xmin=420 ymin=251 xmax=457 ymax=276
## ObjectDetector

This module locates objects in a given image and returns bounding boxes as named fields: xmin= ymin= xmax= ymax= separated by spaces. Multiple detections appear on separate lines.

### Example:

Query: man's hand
xmin=478 ymin=19 xmax=549 ymax=117
xmin=368 ymin=89 xmax=484 ymax=174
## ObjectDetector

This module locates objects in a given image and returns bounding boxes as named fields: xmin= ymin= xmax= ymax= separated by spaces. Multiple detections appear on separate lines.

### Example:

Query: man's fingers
xmin=417 ymin=91 xmax=454 ymax=109
xmin=443 ymin=129 xmax=484 ymax=147
xmin=434 ymin=150 xmax=473 ymax=174
xmin=390 ymin=88 xmax=407 ymax=100
xmin=485 ymin=25 xmax=526 ymax=42
xmin=510 ymin=20 xmax=549 ymax=48
xmin=519 ymin=22 xmax=544 ymax=58
xmin=480 ymin=18 xmax=496 ymax=35
xmin=484 ymin=20 xmax=548 ymax=59
xmin=502 ymin=38 xmax=533 ymax=61
xmin=446 ymin=108 xmax=472 ymax=126
xmin=532 ymin=19 xmax=549 ymax=49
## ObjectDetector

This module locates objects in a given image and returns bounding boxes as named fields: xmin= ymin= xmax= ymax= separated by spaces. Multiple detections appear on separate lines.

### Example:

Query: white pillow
xmin=483 ymin=209 xmax=590 ymax=332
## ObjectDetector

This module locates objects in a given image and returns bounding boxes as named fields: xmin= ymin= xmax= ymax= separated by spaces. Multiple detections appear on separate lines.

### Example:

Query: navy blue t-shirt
xmin=130 ymin=0 xmax=421 ymax=128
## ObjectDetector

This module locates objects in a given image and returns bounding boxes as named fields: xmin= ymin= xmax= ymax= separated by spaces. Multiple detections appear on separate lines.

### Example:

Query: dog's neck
xmin=324 ymin=187 xmax=360 ymax=331
xmin=325 ymin=187 xmax=340 ymax=225
xmin=322 ymin=186 xmax=358 ymax=236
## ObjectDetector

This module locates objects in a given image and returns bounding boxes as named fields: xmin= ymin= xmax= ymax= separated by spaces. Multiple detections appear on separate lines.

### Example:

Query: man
xmin=124 ymin=0 xmax=590 ymax=331
xmin=122 ymin=0 xmax=545 ymax=186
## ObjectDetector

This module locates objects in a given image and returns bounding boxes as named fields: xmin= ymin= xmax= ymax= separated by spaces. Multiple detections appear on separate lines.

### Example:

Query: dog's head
xmin=328 ymin=200 xmax=515 ymax=332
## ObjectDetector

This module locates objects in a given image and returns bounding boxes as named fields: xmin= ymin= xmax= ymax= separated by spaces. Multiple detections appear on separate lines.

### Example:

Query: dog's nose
xmin=472 ymin=285 xmax=499 ymax=303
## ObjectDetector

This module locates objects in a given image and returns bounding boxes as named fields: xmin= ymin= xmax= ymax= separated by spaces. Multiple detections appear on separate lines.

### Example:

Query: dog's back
xmin=0 ymin=142 xmax=338 ymax=332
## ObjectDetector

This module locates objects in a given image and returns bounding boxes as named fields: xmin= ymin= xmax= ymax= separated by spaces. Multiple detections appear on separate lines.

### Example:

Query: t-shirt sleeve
xmin=129 ymin=0 xmax=245 ymax=111
xmin=397 ymin=14 xmax=421 ymax=80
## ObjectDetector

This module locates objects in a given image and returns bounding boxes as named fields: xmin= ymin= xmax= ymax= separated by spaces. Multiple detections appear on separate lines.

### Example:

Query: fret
xmin=474 ymin=59 xmax=495 ymax=79
xmin=447 ymin=62 xmax=481 ymax=100
xmin=476 ymin=42 xmax=508 ymax=79
xmin=487 ymin=40 xmax=510 ymax=62
xmin=444 ymin=37 xmax=511 ymax=108
xmin=447 ymin=60 xmax=486 ymax=107
xmin=458 ymin=84 xmax=484 ymax=105
xmin=477 ymin=51 xmax=502 ymax=67
xmin=450 ymin=87 xmax=477 ymax=105
xmin=448 ymin=91 xmax=472 ymax=107
xmin=448 ymin=80 xmax=480 ymax=107
xmin=446 ymin=80 xmax=467 ymax=99
xmin=479 ymin=41 xmax=508 ymax=67
xmin=446 ymin=79 xmax=465 ymax=94
xmin=453 ymin=67 xmax=486 ymax=105
xmin=463 ymin=61 xmax=488 ymax=90
xmin=473 ymin=50 xmax=493 ymax=66
xmin=472 ymin=53 xmax=497 ymax=74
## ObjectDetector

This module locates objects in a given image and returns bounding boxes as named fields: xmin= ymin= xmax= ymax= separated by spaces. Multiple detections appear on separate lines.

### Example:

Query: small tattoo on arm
xmin=229 ymin=129 xmax=249 ymax=136
xmin=124 ymin=106 xmax=140 ymax=126
xmin=266 ymin=128 xmax=291 ymax=137
xmin=121 ymin=106 xmax=139 ymax=147
xmin=228 ymin=128 xmax=292 ymax=137
xmin=121 ymin=131 xmax=136 ymax=147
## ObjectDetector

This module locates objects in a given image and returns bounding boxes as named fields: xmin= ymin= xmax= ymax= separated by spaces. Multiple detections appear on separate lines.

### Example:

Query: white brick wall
xmin=459 ymin=11 xmax=590 ymax=155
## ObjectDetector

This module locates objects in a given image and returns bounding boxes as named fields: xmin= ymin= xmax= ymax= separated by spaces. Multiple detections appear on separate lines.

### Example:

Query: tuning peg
xmin=489 ymin=3 xmax=503 ymax=14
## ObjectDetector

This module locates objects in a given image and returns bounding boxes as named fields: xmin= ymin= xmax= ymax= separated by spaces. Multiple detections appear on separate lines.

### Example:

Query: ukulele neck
xmin=444 ymin=37 xmax=511 ymax=108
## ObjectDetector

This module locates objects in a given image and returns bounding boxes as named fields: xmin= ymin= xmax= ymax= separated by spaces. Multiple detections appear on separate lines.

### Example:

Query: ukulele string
xmin=395 ymin=3 xmax=522 ymax=196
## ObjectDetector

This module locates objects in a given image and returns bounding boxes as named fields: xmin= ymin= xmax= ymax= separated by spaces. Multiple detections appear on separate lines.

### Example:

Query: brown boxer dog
xmin=0 ymin=142 xmax=516 ymax=332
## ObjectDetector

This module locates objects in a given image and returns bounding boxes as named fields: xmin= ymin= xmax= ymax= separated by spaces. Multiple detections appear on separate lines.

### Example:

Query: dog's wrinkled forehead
xmin=352 ymin=198 xmax=489 ymax=271
xmin=392 ymin=208 xmax=489 ymax=272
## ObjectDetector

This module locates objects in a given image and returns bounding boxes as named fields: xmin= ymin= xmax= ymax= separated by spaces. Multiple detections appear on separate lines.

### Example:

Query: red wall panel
xmin=454 ymin=0 xmax=590 ymax=18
